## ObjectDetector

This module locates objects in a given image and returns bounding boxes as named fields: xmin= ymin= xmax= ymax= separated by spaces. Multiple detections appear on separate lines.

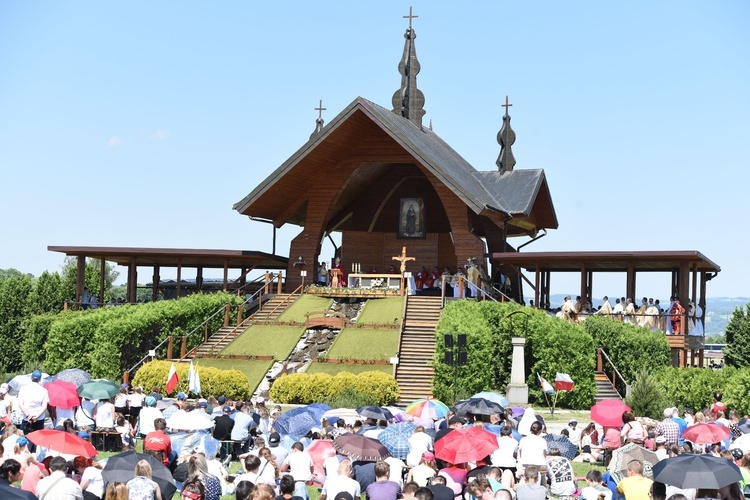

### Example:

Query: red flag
xmin=537 ymin=373 xmax=555 ymax=394
xmin=555 ymin=372 xmax=574 ymax=392
xmin=166 ymin=363 xmax=179 ymax=395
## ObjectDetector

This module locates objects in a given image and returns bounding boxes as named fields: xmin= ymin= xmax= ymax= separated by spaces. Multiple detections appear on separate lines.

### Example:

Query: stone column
xmin=506 ymin=337 xmax=529 ymax=405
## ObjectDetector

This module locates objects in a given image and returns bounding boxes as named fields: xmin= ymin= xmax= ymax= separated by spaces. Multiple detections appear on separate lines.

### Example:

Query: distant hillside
xmin=527 ymin=294 xmax=749 ymax=336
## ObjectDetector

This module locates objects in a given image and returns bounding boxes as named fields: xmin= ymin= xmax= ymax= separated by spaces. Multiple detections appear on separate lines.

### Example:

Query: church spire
xmin=310 ymin=99 xmax=326 ymax=139
xmin=496 ymin=96 xmax=516 ymax=172
xmin=391 ymin=6 xmax=426 ymax=127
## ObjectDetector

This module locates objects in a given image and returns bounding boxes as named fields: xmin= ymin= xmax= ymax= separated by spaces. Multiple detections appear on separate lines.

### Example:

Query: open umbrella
xmin=274 ymin=407 xmax=321 ymax=438
xmin=45 ymin=380 xmax=81 ymax=409
xmin=652 ymin=454 xmax=742 ymax=489
xmin=156 ymin=397 xmax=176 ymax=410
xmin=590 ymin=399 xmax=631 ymax=428
xmin=378 ymin=422 xmax=417 ymax=460
xmin=683 ymin=423 xmax=731 ymax=444
xmin=102 ymin=450 xmax=177 ymax=499
xmin=166 ymin=410 xmax=214 ymax=431
xmin=357 ymin=405 xmax=394 ymax=421
xmin=471 ymin=392 xmax=510 ymax=407
xmin=406 ymin=398 xmax=450 ymax=422
xmin=453 ymin=398 xmax=504 ymax=417
xmin=78 ymin=380 xmax=119 ymax=400
xmin=307 ymin=439 xmax=337 ymax=480
xmin=508 ymin=407 xmax=526 ymax=418
xmin=54 ymin=368 xmax=92 ymax=387
xmin=7 ymin=372 xmax=52 ymax=396
xmin=434 ymin=426 xmax=499 ymax=464
xmin=322 ymin=408 xmax=362 ymax=425
xmin=544 ymin=433 xmax=578 ymax=460
xmin=608 ymin=443 xmax=659 ymax=484
xmin=333 ymin=433 xmax=391 ymax=461
xmin=27 ymin=429 xmax=97 ymax=458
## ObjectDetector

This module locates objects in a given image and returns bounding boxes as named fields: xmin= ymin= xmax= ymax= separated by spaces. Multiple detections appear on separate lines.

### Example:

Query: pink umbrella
xmin=683 ymin=423 xmax=731 ymax=445
xmin=45 ymin=380 xmax=81 ymax=409
xmin=590 ymin=399 xmax=631 ymax=428
xmin=307 ymin=439 xmax=337 ymax=480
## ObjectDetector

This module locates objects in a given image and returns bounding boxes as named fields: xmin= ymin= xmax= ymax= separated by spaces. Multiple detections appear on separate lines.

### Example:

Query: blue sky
xmin=1 ymin=1 xmax=748 ymax=299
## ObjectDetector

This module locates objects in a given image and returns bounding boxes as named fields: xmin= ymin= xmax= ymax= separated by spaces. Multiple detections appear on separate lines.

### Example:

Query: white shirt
xmin=384 ymin=457 xmax=405 ymax=487
xmin=406 ymin=432 xmax=433 ymax=466
xmin=129 ymin=392 xmax=146 ymax=408
xmin=322 ymin=474 xmax=361 ymax=499
xmin=36 ymin=470 xmax=83 ymax=499
xmin=490 ymin=435 xmax=518 ymax=468
xmin=138 ymin=407 xmax=163 ymax=436
xmin=55 ymin=407 xmax=75 ymax=428
xmin=270 ymin=444 xmax=289 ymax=464
xmin=94 ymin=401 xmax=115 ymax=429
xmin=81 ymin=466 xmax=104 ymax=498
xmin=517 ymin=434 xmax=548 ymax=466
xmin=283 ymin=450 xmax=313 ymax=482
xmin=324 ymin=455 xmax=341 ymax=480
xmin=18 ymin=382 xmax=49 ymax=420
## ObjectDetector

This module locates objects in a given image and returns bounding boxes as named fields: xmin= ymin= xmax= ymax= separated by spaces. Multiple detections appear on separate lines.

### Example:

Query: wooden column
xmin=579 ymin=264 xmax=587 ymax=306
xmin=99 ymin=258 xmax=106 ymax=306
xmin=76 ymin=256 xmax=86 ymax=310
xmin=223 ymin=260 xmax=228 ymax=291
xmin=534 ymin=263 xmax=540 ymax=308
xmin=176 ymin=258 xmax=182 ymax=299
xmin=152 ymin=265 xmax=160 ymax=302
xmin=196 ymin=266 xmax=203 ymax=292
xmin=127 ymin=261 xmax=137 ymax=303
xmin=626 ymin=263 xmax=635 ymax=301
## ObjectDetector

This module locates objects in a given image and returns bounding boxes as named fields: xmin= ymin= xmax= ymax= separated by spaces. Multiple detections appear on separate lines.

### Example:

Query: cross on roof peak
xmin=403 ymin=6 xmax=418 ymax=29
xmin=502 ymin=95 xmax=513 ymax=116
xmin=315 ymin=99 xmax=326 ymax=120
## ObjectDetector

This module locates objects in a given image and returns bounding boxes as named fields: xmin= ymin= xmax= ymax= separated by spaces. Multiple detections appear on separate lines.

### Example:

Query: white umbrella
xmin=166 ymin=410 xmax=213 ymax=431
xmin=7 ymin=372 xmax=52 ymax=396
xmin=322 ymin=408 xmax=362 ymax=425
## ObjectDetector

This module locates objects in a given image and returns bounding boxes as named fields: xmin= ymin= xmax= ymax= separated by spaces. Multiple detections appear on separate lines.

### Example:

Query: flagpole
xmin=551 ymin=390 xmax=558 ymax=415
xmin=537 ymin=372 xmax=554 ymax=414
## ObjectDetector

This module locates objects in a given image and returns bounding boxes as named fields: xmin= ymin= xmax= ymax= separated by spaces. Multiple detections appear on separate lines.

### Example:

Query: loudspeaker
xmin=444 ymin=351 xmax=453 ymax=365
xmin=458 ymin=333 xmax=467 ymax=348
xmin=458 ymin=351 xmax=468 ymax=365
xmin=444 ymin=334 xmax=454 ymax=348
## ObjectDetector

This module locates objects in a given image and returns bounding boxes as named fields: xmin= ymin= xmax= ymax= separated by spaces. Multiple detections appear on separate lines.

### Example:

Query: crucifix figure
xmin=392 ymin=246 xmax=415 ymax=274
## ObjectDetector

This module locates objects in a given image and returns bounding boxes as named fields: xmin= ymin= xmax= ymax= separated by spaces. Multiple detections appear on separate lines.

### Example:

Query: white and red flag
xmin=555 ymin=372 xmax=574 ymax=392
xmin=166 ymin=363 xmax=179 ymax=394
xmin=537 ymin=373 xmax=555 ymax=394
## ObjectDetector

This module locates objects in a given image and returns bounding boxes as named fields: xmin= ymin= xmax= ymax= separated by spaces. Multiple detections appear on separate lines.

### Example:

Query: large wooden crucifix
xmin=392 ymin=246 xmax=415 ymax=296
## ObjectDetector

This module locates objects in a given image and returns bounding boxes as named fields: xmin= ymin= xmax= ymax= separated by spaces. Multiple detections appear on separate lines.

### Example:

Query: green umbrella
xmin=77 ymin=379 xmax=120 ymax=400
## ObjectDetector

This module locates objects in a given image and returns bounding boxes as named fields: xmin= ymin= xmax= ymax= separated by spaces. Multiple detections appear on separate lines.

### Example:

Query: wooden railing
xmin=596 ymin=347 xmax=631 ymax=398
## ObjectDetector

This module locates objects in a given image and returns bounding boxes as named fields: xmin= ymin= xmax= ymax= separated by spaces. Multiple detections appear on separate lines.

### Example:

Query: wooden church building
xmin=233 ymin=18 xmax=558 ymax=295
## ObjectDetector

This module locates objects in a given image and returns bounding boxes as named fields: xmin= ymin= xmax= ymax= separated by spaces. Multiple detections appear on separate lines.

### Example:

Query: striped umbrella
xmin=406 ymin=398 xmax=450 ymax=421
xmin=378 ymin=422 xmax=416 ymax=460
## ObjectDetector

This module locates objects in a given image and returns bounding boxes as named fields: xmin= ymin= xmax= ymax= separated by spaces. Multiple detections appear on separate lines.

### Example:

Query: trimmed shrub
xmin=433 ymin=301 xmax=596 ymax=409
xmin=20 ymin=312 xmax=59 ymax=367
xmin=655 ymin=366 xmax=750 ymax=416
xmin=583 ymin=315 xmax=670 ymax=382
xmin=269 ymin=371 xmax=399 ymax=405
xmin=132 ymin=360 xmax=252 ymax=401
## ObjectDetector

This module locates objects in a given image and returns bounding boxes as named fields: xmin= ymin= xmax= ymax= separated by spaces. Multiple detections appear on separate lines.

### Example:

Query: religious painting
xmin=398 ymin=197 xmax=425 ymax=238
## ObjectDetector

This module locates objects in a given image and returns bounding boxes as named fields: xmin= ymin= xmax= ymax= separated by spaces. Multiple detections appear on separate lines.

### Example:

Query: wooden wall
xmin=342 ymin=232 xmax=450 ymax=275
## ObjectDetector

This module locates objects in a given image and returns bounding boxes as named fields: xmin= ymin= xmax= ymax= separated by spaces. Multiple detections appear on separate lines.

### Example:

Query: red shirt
xmin=144 ymin=430 xmax=172 ymax=465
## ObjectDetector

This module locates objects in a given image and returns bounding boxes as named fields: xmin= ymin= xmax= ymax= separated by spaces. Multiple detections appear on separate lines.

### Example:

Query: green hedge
xmin=655 ymin=366 xmax=750 ymax=416
xmin=582 ymin=315 xmax=671 ymax=382
xmin=433 ymin=301 xmax=596 ymax=409
xmin=269 ymin=371 xmax=399 ymax=405
xmin=20 ymin=312 xmax=59 ymax=367
xmin=132 ymin=360 xmax=252 ymax=401
xmin=44 ymin=292 xmax=242 ymax=379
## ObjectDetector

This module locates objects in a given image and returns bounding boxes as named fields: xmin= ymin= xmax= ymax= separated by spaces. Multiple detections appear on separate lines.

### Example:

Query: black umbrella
xmin=652 ymin=454 xmax=742 ymax=489
xmin=0 ymin=482 xmax=37 ymax=499
xmin=453 ymin=398 xmax=504 ymax=417
xmin=356 ymin=405 xmax=394 ymax=421
xmin=544 ymin=433 xmax=578 ymax=460
xmin=102 ymin=450 xmax=177 ymax=499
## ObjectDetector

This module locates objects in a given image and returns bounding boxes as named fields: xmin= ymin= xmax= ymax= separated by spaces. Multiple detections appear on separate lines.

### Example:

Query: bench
xmin=90 ymin=430 xmax=122 ymax=452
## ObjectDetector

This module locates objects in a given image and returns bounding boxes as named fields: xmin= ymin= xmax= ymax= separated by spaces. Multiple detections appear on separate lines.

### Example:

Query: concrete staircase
xmin=395 ymin=296 xmax=443 ymax=405
xmin=594 ymin=371 xmax=622 ymax=402
xmin=188 ymin=294 xmax=295 ymax=358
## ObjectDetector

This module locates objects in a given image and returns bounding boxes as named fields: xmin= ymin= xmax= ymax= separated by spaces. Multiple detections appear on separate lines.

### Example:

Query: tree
xmin=26 ymin=271 xmax=65 ymax=315
xmin=625 ymin=367 xmax=666 ymax=419
xmin=61 ymin=257 xmax=120 ymax=303
xmin=0 ymin=274 xmax=34 ymax=371
xmin=723 ymin=304 xmax=750 ymax=368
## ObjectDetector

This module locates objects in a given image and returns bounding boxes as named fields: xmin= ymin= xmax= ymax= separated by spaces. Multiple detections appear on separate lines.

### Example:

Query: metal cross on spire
xmin=315 ymin=99 xmax=326 ymax=120
xmin=403 ymin=6 xmax=418 ymax=29
xmin=502 ymin=95 xmax=513 ymax=116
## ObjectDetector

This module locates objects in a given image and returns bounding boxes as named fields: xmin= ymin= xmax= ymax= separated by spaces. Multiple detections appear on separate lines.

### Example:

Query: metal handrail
xmin=598 ymin=347 xmax=630 ymax=398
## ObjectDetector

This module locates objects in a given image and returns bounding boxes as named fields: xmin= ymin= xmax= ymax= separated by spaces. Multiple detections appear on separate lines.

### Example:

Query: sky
xmin=1 ymin=1 xmax=748 ymax=299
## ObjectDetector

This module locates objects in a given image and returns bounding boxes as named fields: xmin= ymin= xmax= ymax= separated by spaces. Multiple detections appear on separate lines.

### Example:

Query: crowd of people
xmin=2 ymin=371 xmax=748 ymax=500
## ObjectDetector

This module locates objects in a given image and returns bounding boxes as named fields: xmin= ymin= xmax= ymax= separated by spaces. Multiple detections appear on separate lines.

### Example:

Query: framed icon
xmin=398 ymin=197 xmax=425 ymax=238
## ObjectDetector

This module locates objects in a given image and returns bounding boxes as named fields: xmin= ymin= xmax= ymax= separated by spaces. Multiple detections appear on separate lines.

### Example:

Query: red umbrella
xmin=307 ymin=439 xmax=337 ymax=480
xmin=683 ymin=423 xmax=731 ymax=445
xmin=27 ymin=429 xmax=97 ymax=458
xmin=590 ymin=399 xmax=631 ymax=428
xmin=434 ymin=426 xmax=499 ymax=464
xmin=45 ymin=380 xmax=81 ymax=409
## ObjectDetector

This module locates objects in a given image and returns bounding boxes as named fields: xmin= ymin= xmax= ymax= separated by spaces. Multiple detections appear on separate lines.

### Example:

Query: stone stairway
xmin=594 ymin=371 xmax=622 ymax=401
xmin=395 ymin=295 xmax=443 ymax=405
xmin=187 ymin=294 xmax=295 ymax=358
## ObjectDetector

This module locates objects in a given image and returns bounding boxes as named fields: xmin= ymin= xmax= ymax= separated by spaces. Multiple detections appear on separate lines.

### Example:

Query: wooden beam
xmin=76 ymin=256 xmax=86 ymax=310
xmin=152 ymin=265 xmax=160 ymax=302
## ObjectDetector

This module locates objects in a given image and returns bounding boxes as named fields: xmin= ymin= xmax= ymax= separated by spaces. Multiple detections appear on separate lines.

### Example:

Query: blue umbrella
xmin=471 ymin=392 xmax=510 ymax=407
xmin=53 ymin=368 xmax=92 ymax=387
xmin=377 ymin=422 xmax=416 ymax=460
xmin=274 ymin=408 xmax=319 ymax=438
xmin=544 ymin=433 xmax=578 ymax=460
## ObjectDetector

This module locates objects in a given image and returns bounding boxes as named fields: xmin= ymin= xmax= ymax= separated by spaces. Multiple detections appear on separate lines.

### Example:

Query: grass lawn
xmin=306 ymin=362 xmax=394 ymax=375
xmin=326 ymin=328 xmax=399 ymax=360
xmin=276 ymin=295 xmax=333 ymax=323
xmin=357 ymin=297 xmax=404 ymax=325
xmin=221 ymin=325 xmax=304 ymax=358
xmin=195 ymin=358 xmax=274 ymax=392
